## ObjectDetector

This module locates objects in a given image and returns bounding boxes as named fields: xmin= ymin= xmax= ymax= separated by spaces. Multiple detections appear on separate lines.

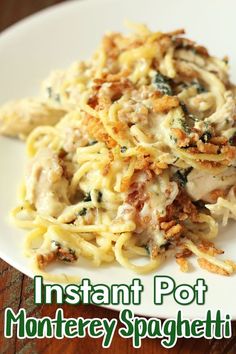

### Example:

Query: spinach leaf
xmin=200 ymin=131 xmax=212 ymax=143
xmin=153 ymin=72 xmax=173 ymax=96
xmin=83 ymin=192 xmax=91 ymax=202
xmin=173 ymin=168 xmax=192 ymax=187
xmin=192 ymin=80 xmax=207 ymax=94
xmin=46 ymin=86 xmax=61 ymax=102
xmin=97 ymin=191 xmax=103 ymax=203
xmin=229 ymin=132 xmax=236 ymax=146
xmin=78 ymin=208 xmax=87 ymax=216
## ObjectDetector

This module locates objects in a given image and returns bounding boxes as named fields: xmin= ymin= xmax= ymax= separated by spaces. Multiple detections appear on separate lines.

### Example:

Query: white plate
xmin=0 ymin=0 xmax=236 ymax=319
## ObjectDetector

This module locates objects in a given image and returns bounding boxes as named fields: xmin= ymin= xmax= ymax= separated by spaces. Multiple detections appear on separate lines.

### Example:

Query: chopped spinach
xmin=145 ymin=244 xmax=150 ymax=255
xmin=178 ymin=82 xmax=189 ymax=91
xmin=229 ymin=132 xmax=236 ymax=146
xmin=89 ymin=140 xmax=98 ymax=145
xmin=120 ymin=146 xmax=127 ymax=153
xmin=192 ymin=200 xmax=206 ymax=209
xmin=78 ymin=208 xmax=87 ymax=216
xmin=223 ymin=57 xmax=229 ymax=64
xmin=190 ymin=47 xmax=197 ymax=55
xmin=51 ymin=240 xmax=60 ymax=248
xmin=83 ymin=192 xmax=92 ymax=202
xmin=160 ymin=241 xmax=171 ymax=250
xmin=174 ymin=171 xmax=188 ymax=187
xmin=153 ymin=72 xmax=173 ymax=96
xmin=180 ymin=102 xmax=189 ymax=114
xmin=180 ymin=102 xmax=197 ymax=123
xmin=173 ymin=168 xmax=192 ymax=187
xmin=54 ymin=94 xmax=61 ymax=103
xmin=97 ymin=191 xmax=103 ymax=203
xmin=179 ymin=119 xmax=191 ymax=134
xmin=192 ymin=80 xmax=207 ymax=94
xmin=200 ymin=131 xmax=212 ymax=143
xmin=170 ymin=135 xmax=177 ymax=143
xmin=178 ymin=80 xmax=207 ymax=94
xmin=68 ymin=248 xmax=76 ymax=255
xmin=62 ymin=257 xmax=74 ymax=262
xmin=58 ymin=248 xmax=77 ymax=262
xmin=46 ymin=86 xmax=60 ymax=103
xmin=204 ymin=121 xmax=210 ymax=130
xmin=83 ymin=190 xmax=102 ymax=203
xmin=46 ymin=87 xmax=52 ymax=98
xmin=188 ymin=114 xmax=198 ymax=122
xmin=172 ymin=157 xmax=179 ymax=164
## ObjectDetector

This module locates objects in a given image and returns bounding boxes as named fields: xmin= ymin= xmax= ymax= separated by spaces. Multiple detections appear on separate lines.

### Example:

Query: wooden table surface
xmin=0 ymin=1 xmax=236 ymax=353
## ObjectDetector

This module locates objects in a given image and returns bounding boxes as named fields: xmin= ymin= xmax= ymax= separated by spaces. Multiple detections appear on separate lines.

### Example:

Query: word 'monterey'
xmin=4 ymin=308 xmax=231 ymax=348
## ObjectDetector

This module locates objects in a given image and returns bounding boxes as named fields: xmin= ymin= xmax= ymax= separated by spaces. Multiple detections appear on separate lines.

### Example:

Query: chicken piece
xmin=57 ymin=113 xmax=90 ymax=153
xmin=203 ymin=91 xmax=236 ymax=132
xmin=0 ymin=98 xmax=65 ymax=139
xmin=25 ymin=148 xmax=69 ymax=217
xmin=186 ymin=167 xmax=236 ymax=202
xmin=41 ymin=61 xmax=94 ymax=109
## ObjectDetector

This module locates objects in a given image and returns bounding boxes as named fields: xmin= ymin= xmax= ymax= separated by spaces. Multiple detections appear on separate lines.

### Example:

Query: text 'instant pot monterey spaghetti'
xmin=1 ymin=23 xmax=236 ymax=280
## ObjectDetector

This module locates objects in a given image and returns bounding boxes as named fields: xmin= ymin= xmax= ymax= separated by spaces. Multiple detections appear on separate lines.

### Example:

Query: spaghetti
xmin=1 ymin=23 xmax=236 ymax=279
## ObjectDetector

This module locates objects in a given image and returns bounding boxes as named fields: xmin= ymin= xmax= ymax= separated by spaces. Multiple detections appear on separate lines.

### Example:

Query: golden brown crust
xmin=198 ymin=240 xmax=224 ymax=256
xmin=165 ymin=224 xmax=183 ymax=239
xmin=176 ymin=257 xmax=189 ymax=272
xmin=36 ymin=245 xmax=77 ymax=270
xmin=83 ymin=114 xmax=117 ymax=148
xmin=152 ymin=95 xmax=179 ymax=113
xmin=36 ymin=252 xmax=57 ymax=270
xmin=210 ymin=136 xmax=228 ymax=145
xmin=175 ymin=248 xmax=193 ymax=258
xmin=174 ymin=37 xmax=209 ymax=57
xmin=225 ymin=260 xmax=236 ymax=271
xmin=221 ymin=145 xmax=236 ymax=160
xmin=197 ymin=258 xmax=229 ymax=276
xmin=120 ymin=176 xmax=132 ymax=192
xmin=208 ymin=188 xmax=228 ymax=203
xmin=134 ymin=155 xmax=168 ymax=176
xmin=196 ymin=140 xmax=219 ymax=154
xmin=160 ymin=220 xmax=176 ymax=231
xmin=171 ymin=128 xmax=190 ymax=147
xmin=159 ymin=190 xmax=198 ymax=225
